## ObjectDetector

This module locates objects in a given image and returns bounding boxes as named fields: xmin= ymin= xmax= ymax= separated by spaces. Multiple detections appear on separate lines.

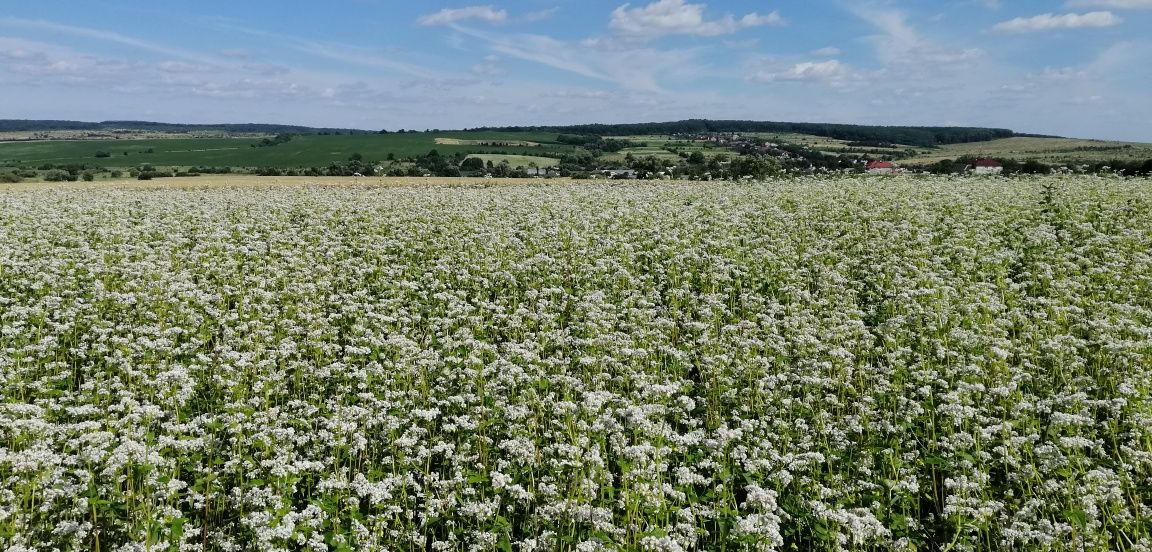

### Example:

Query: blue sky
xmin=1 ymin=1 xmax=1150 ymax=140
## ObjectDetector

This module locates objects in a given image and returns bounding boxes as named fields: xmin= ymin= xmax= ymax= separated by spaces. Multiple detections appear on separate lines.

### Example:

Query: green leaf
xmin=169 ymin=517 xmax=185 ymax=548
xmin=497 ymin=535 xmax=513 ymax=552
xmin=468 ymin=473 xmax=487 ymax=485
xmin=922 ymin=455 xmax=945 ymax=466
xmin=1064 ymin=509 xmax=1088 ymax=528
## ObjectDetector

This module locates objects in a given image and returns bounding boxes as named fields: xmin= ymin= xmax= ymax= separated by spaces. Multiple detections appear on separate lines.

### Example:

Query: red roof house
xmin=972 ymin=159 xmax=1003 ymax=174
xmin=865 ymin=160 xmax=899 ymax=174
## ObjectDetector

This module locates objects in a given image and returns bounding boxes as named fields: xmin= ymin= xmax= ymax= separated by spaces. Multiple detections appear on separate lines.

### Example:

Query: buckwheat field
xmin=2 ymin=176 xmax=1151 ymax=552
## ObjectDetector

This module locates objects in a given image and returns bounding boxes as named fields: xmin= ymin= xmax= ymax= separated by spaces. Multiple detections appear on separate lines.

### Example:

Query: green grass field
xmin=745 ymin=133 xmax=1152 ymax=165
xmin=603 ymin=136 xmax=727 ymax=163
xmin=464 ymin=154 xmax=560 ymax=168
xmin=904 ymin=137 xmax=1152 ymax=165
xmin=0 ymin=131 xmax=571 ymax=169
xmin=603 ymin=148 xmax=683 ymax=163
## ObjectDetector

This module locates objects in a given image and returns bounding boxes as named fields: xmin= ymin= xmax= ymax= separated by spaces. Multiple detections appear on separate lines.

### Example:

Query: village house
xmin=971 ymin=159 xmax=1004 ymax=174
xmin=865 ymin=160 xmax=899 ymax=174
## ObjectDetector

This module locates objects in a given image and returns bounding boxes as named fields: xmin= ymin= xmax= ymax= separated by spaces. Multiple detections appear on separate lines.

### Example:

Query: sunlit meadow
xmin=1 ymin=176 xmax=1151 ymax=551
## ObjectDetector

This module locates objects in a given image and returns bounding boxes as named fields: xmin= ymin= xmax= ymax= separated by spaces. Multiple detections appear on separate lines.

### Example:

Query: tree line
xmin=0 ymin=119 xmax=371 ymax=135
xmin=0 ymin=119 xmax=1022 ymax=148
xmin=922 ymin=156 xmax=1152 ymax=176
xmin=477 ymin=120 xmax=1018 ymax=148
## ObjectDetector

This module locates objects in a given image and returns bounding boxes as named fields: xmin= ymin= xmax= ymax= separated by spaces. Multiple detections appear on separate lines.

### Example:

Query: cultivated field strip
xmin=1 ymin=177 xmax=1151 ymax=551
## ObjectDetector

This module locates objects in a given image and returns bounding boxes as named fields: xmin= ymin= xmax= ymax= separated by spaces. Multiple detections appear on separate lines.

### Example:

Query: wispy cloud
xmin=1082 ymin=39 xmax=1152 ymax=77
xmin=0 ymin=17 xmax=221 ymax=67
xmin=847 ymin=7 xmax=982 ymax=66
xmin=418 ymin=6 xmax=508 ymax=26
xmin=218 ymin=24 xmax=444 ymax=80
xmin=451 ymin=26 xmax=614 ymax=83
xmin=0 ymin=35 xmax=332 ymax=102
xmin=993 ymin=11 xmax=1122 ymax=32
xmin=448 ymin=24 xmax=700 ymax=92
xmin=1064 ymin=0 xmax=1152 ymax=8
xmin=608 ymin=0 xmax=781 ymax=39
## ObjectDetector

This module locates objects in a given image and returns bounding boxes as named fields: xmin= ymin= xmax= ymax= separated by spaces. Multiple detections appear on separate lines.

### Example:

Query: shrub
xmin=43 ymin=170 xmax=74 ymax=182
xmin=136 ymin=170 xmax=170 ymax=180
xmin=1020 ymin=159 xmax=1051 ymax=174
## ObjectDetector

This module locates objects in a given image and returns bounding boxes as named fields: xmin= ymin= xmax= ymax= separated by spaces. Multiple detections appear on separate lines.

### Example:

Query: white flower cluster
xmin=0 ymin=175 xmax=1150 ymax=551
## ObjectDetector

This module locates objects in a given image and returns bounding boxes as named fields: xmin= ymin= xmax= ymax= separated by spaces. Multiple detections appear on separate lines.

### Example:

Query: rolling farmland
xmin=0 ymin=131 xmax=571 ymax=169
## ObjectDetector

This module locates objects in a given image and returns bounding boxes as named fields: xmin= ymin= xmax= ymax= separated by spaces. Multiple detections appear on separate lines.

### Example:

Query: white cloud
xmin=751 ymin=59 xmax=860 ymax=87
xmin=418 ymin=6 xmax=508 ymax=26
xmin=608 ymin=0 xmax=781 ymax=39
xmin=810 ymin=47 xmax=841 ymax=56
xmin=1065 ymin=0 xmax=1152 ymax=8
xmin=993 ymin=11 xmax=1122 ymax=32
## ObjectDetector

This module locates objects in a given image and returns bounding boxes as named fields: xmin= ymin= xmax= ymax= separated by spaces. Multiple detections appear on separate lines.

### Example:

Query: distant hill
xmin=2 ymin=118 xmax=1032 ymax=148
xmin=479 ymin=119 xmax=1024 ymax=148
xmin=0 ymin=119 xmax=372 ymax=135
